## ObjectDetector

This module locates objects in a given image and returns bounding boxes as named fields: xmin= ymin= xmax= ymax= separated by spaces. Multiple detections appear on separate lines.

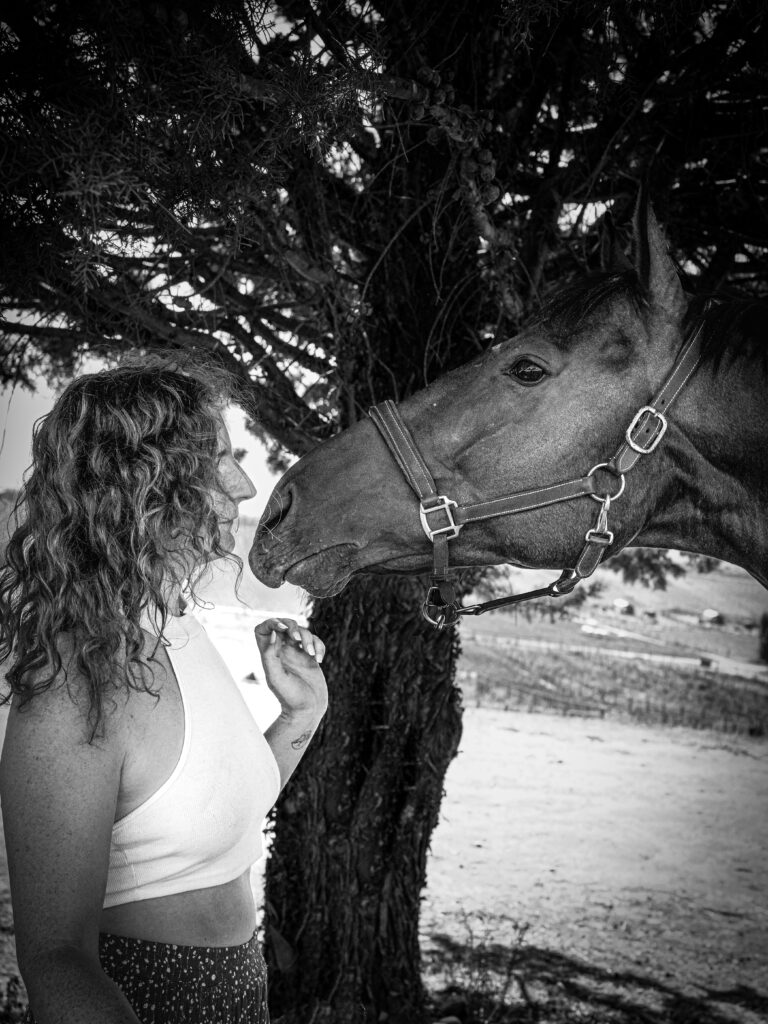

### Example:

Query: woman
xmin=0 ymin=361 xmax=327 ymax=1023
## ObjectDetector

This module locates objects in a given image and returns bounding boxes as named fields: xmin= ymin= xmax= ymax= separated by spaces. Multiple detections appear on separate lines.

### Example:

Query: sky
xmin=0 ymin=379 xmax=283 ymax=523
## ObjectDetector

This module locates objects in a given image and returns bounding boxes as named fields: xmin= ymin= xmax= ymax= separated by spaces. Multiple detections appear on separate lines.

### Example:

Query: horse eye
xmin=504 ymin=358 xmax=547 ymax=385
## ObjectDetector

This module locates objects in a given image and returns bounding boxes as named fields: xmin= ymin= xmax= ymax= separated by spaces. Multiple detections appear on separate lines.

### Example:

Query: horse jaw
xmin=284 ymin=542 xmax=440 ymax=596
xmin=280 ymin=531 xmax=545 ymax=594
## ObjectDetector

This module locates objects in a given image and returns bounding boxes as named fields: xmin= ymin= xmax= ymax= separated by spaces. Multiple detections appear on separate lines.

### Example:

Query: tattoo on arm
xmin=291 ymin=730 xmax=312 ymax=750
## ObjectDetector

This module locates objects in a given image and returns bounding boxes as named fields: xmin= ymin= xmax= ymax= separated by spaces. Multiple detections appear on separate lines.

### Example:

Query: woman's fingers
xmin=254 ymin=618 xmax=324 ymax=662
xmin=254 ymin=617 xmax=290 ymax=639
xmin=295 ymin=626 xmax=316 ymax=658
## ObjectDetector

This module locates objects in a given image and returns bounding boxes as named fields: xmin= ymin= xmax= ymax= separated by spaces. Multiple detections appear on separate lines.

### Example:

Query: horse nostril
xmin=259 ymin=486 xmax=293 ymax=537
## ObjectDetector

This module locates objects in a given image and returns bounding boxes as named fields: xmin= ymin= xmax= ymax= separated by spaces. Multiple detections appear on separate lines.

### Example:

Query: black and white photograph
xmin=0 ymin=2 xmax=766 ymax=1022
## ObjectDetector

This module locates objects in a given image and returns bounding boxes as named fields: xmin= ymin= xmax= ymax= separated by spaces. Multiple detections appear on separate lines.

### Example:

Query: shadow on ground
xmin=426 ymin=933 xmax=768 ymax=1024
xmin=3 ymin=942 xmax=766 ymax=1024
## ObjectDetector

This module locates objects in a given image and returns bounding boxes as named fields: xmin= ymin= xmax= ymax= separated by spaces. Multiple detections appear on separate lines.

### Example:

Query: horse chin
xmin=284 ymin=548 xmax=435 ymax=596
xmin=282 ymin=544 xmax=361 ymax=598
xmin=361 ymin=553 xmax=433 ymax=576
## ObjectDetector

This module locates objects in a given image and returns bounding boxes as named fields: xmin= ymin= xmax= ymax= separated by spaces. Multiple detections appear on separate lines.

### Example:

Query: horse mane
xmin=535 ymin=269 xmax=767 ymax=370
xmin=686 ymin=294 xmax=768 ymax=371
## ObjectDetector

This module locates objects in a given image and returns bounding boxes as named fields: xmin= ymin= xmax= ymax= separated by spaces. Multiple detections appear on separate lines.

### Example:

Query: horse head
xmin=250 ymin=199 xmax=768 ymax=603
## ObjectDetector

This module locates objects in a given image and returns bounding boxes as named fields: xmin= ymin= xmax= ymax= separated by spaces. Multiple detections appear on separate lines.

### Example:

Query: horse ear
xmin=632 ymin=190 xmax=686 ymax=323
xmin=599 ymin=212 xmax=632 ymax=272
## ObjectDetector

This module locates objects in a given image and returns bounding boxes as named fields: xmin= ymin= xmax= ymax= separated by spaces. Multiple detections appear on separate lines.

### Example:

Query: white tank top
xmin=104 ymin=611 xmax=280 ymax=908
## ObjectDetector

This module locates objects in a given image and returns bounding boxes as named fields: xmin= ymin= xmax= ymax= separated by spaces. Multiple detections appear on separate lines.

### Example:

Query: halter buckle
xmin=626 ymin=405 xmax=668 ymax=454
xmin=419 ymin=496 xmax=461 ymax=541
xmin=585 ymin=526 xmax=614 ymax=546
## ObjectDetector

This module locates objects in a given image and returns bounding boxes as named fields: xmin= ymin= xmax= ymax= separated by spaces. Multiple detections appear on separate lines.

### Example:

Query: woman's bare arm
xmin=254 ymin=618 xmax=328 ymax=789
xmin=0 ymin=670 xmax=141 ymax=1024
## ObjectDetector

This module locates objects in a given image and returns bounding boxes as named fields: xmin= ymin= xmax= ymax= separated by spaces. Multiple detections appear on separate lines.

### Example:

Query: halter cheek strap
xmin=369 ymin=320 xmax=708 ymax=628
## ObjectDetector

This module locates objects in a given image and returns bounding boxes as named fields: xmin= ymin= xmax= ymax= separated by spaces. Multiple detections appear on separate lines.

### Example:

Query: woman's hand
xmin=254 ymin=618 xmax=328 ymax=723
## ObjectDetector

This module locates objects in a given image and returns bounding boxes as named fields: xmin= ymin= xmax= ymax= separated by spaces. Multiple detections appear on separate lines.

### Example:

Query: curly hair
xmin=0 ymin=359 xmax=244 ymax=738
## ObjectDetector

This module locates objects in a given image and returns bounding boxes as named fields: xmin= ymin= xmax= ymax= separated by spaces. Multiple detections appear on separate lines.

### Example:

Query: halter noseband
xmin=368 ymin=322 xmax=707 ymax=628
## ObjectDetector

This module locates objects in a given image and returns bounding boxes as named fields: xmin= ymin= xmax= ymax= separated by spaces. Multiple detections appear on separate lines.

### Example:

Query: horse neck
xmin=636 ymin=351 xmax=768 ymax=587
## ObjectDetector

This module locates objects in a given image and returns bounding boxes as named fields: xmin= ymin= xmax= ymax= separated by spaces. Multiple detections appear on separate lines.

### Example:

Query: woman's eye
xmin=504 ymin=358 xmax=547 ymax=385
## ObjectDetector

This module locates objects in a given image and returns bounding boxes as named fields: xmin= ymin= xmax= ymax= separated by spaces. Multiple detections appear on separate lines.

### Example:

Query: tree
xmin=1 ymin=2 xmax=766 ymax=1020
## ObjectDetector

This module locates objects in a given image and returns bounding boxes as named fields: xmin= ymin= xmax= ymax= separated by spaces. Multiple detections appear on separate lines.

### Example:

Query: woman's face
xmin=211 ymin=418 xmax=257 ymax=554
xmin=161 ymin=416 xmax=256 ymax=591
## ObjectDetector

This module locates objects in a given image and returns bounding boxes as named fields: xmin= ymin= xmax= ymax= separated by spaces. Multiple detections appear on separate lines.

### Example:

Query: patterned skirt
xmin=24 ymin=930 xmax=270 ymax=1023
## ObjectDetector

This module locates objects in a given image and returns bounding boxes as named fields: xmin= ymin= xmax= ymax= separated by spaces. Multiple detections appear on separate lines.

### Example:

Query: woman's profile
xmin=0 ymin=361 xmax=327 ymax=1023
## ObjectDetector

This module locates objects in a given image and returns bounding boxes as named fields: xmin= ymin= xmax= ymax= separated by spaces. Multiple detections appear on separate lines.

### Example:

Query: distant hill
xmin=0 ymin=490 xmax=18 ymax=551
xmin=500 ymin=558 xmax=768 ymax=624
xmin=0 ymin=490 xmax=17 ymax=521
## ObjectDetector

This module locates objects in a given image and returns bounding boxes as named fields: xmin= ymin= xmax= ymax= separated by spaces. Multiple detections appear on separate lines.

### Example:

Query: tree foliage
xmin=602 ymin=548 xmax=687 ymax=590
xmin=2 ymin=0 xmax=766 ymax=445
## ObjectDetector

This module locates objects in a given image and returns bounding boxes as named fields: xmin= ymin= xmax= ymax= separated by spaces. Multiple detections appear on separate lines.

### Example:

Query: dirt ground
xmin=420 ymin=707 xmax=768 ymax=1022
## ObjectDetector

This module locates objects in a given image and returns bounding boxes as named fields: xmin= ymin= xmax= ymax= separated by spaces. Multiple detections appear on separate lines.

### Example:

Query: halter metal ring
xmin=422 ymin=586 xmax=459 ymax=629
xmin=587 ymin=463 xmax=626 ymax=503
xmin=421 ymin=604 xmax=447 ymax=628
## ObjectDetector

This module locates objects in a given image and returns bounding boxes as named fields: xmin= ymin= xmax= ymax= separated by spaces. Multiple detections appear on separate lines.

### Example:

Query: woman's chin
xmin=217 ymin=533 xmax=236 ymax=555
xmin=217 ymin=520 xmax=238 ymax=552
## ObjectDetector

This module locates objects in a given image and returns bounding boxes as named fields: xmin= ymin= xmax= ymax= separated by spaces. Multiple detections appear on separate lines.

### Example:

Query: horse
xmin=249 ymin=199 xmax=768 ymax=626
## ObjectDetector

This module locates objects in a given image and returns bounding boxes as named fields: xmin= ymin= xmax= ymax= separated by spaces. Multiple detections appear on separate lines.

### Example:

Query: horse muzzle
xmin=248 ymin=479 xmax=367 ymax=595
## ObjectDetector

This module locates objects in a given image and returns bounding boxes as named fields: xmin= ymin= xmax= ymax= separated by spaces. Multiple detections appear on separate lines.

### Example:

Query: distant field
xmin=454 ymin=559 xmax=768 ymax=735
xmin=457 ymin=640 xmax=768 ymax=734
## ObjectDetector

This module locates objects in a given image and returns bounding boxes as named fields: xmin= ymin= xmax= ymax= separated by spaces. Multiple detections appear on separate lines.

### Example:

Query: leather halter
xmin=369 ymin=321 xmax=708 ymax=628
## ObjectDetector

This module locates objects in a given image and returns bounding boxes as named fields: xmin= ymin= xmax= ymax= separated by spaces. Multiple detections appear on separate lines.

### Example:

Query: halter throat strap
xmin=368 ymin=320 xmax=707 ymax=627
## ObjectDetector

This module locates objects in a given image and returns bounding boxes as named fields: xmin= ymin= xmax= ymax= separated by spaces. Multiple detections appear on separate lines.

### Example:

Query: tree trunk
xmin=264 ymin=575 xmax=463 ymax=1023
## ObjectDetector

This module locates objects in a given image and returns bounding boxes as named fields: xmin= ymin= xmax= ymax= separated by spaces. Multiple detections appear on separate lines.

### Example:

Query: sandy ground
xmin=1 ymin=606 xmax=767 ymax=1021
xmin=421 ymin=707 xmax=768 ymax=1016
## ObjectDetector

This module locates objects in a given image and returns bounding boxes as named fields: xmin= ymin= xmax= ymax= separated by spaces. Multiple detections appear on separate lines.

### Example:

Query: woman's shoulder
xmin=0 ymin=645 xmax=126 ymax=806
xmin=5 ymin=626 xmax=172 ymax=747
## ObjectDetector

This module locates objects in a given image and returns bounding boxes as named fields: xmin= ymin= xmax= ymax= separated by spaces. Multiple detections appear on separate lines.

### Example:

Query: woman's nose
xmin=221 ymin=460 xmax=257 ymax=503
xmin=234 ymin=463 xmax=257 ymax=502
